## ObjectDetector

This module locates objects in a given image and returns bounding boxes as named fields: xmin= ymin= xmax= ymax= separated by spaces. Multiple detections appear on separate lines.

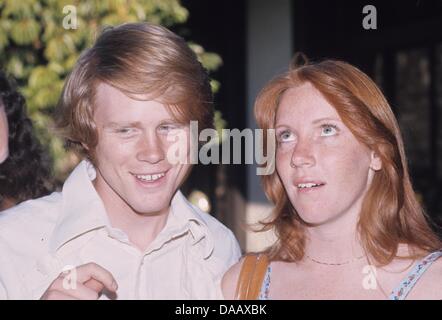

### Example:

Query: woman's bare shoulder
xmin=221 ymin=256 xmax=247 ymax=300
xmin=406 ymin=251 xmax=442 ymax=300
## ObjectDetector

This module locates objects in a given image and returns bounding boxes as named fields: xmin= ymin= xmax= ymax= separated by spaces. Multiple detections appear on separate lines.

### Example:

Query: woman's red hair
xmin=255 ymin=58 xmax=441 ymax=265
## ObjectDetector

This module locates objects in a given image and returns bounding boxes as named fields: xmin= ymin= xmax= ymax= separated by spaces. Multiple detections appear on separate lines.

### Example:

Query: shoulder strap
xmin=389 ymin=250 xmax=442 ymax=300
xmin=234 ymin=254 xmax=270 ymax=300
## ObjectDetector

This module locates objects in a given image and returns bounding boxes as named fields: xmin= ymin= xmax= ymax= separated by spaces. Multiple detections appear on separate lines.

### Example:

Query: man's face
xmin=91 ymin=83 xmax=191 ymax=216
xmin=0 ymin=100 xmax=9 ymax=163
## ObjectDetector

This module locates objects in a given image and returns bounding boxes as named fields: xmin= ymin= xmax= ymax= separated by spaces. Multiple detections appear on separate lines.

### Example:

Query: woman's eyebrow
xmin=275 ymin=117 xmax=340 ymax=128
xmin=274 ymin=124 xmax=289 ymax=129
xmin=312 ymin=117 xmax=341 ymax=124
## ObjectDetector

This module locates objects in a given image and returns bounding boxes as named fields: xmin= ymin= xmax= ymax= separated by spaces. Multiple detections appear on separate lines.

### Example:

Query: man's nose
xmin=136 ymin=133 xmax=165 ymax=164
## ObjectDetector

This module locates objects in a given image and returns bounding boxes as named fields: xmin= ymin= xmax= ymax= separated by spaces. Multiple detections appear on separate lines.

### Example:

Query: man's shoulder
xmin=185 ymin=202 xmax=242 ymax=278
xmin=189 ymin=203 xmax=236 ymax=241
xmin=0 ymin=192 xmax=62 ymax=245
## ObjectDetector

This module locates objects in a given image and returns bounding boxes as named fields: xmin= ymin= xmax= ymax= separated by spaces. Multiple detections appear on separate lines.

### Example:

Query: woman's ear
xmin=370 ymin=151 xmax=382 ymax=171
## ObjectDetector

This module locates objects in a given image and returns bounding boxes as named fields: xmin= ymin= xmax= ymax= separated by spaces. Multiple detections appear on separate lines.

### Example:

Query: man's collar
xmin=49 ymin=160 xmax=108 ymax=253
xmin=49 ymin=160 xmax=214 ymax=258
xmin=168 ymin=190 xmax=214 ymax=258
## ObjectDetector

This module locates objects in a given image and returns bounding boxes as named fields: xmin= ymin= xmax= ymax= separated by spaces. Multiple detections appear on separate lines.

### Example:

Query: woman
xmin=222 ymin=58 xmax=442 ymax=299
xmin=0 ymin=71 xmax=54 ymax=210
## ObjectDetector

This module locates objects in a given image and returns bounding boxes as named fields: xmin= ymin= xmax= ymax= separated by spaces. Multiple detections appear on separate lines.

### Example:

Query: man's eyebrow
xmin=103 ymin=121 xmax=142 ymax=128
xmin=158 ymin=119 xmax=183 ymax=125
xmin=103 ymin=119 xmax=182 ymax=128
xmin=312 ymin=117 xmax=341 ymax=124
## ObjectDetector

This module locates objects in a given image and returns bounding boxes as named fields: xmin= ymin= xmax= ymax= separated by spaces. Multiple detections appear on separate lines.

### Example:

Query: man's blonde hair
xmin=56 ymin=22 xmax=213 ymax=158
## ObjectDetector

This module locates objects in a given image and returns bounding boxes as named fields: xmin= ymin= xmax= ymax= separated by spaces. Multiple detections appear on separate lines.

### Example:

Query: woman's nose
xmin=290 ymin=138 xmax=315 ymax=168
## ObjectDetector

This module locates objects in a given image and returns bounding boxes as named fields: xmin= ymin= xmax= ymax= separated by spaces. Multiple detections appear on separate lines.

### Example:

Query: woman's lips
xmin=294 ymin=180 xmax=326 ymax=193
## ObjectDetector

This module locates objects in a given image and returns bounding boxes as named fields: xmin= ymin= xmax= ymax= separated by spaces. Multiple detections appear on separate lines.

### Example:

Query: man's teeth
xmin=297 ymin=183 xmax=322 ymax=189
xmin=135 ymin=173 xmax=165 ymax=181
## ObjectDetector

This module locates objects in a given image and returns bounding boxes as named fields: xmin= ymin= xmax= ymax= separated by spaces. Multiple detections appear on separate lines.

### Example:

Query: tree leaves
xmin=10 ymin=18 xmax=41 ymax=45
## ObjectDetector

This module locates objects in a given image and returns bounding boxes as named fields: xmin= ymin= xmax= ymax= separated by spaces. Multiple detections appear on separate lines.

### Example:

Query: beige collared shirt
xmin=0 ymin=160 xmax=241 ymax=299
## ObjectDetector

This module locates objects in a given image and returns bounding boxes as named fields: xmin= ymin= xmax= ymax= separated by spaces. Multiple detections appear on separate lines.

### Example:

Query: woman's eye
xmin=320 ymin=124 xmax=338 ymax=136
xmin=277 ymin=130 xmax=295 ymax=143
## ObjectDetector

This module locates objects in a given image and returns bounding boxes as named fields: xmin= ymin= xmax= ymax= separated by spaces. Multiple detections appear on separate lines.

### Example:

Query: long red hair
xmin=255 ymin=58 xmax=441 ymax=265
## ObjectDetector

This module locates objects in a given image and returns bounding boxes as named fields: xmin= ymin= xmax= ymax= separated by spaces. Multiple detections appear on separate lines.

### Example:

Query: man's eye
xmin=320 ymin=124 xmax=338 ymax=136
xmin=277 ymin=130 xmax=295 ymax=143
xmin=158 ymin=124 xmax=181 ymax=134
xmin=116 ymin=128 xmax=135 ymax=135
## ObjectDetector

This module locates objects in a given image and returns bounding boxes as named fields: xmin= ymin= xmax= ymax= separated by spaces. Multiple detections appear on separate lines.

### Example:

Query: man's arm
xmin=0 ymin=280 xmax=7 ymax=300
xmin=0 ymin=240 xmax=21 ymax=299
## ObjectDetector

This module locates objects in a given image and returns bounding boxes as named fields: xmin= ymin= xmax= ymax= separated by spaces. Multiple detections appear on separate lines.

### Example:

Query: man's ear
xmin=370 ymin=151 xmax=382 ymax=171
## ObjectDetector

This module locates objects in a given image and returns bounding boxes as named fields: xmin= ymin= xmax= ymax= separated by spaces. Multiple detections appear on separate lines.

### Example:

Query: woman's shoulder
xmin=405 ymin=250 xmax=442 ymax=299
xmin=221 ymin=253 xmax=271 ymax=299
xmin=384 ymin=248 xmax=442 ymax=300
xmin=221 ymin=256 xmax=247 ymax=299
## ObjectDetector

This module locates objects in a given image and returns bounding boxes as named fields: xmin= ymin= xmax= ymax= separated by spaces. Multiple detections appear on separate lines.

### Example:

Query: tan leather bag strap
xmin=234 ymin=254 xmax=269 ymax=300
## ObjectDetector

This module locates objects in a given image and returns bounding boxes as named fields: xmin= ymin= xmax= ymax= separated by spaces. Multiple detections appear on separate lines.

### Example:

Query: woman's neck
xmin=304 ymin=207 xmax=366 ymax=265
xmin=305 ymin=228 xmax=365 ymax=265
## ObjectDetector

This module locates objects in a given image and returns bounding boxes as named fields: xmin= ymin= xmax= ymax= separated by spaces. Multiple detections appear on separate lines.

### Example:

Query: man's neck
xmin=106 ymin=203 xmax=170 ymax=252
xmin=93 ymin=178 xmax=170 ymax=252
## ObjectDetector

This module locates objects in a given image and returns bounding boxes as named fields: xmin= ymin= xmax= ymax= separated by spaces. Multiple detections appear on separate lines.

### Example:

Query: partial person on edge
xmin=0 ymin=71 xmax=54 ymax=211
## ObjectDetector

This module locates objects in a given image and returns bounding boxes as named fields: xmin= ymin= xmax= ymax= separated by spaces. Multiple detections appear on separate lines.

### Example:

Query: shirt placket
xmin=134 ymin=253 xmax=149 ymax=300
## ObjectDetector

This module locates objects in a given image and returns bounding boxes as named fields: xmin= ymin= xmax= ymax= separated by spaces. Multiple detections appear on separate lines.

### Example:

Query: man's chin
xmin=130 ymin=203 xmax=170 ymax=217
xmin=124 ymin=191 xmax=174 ymax=216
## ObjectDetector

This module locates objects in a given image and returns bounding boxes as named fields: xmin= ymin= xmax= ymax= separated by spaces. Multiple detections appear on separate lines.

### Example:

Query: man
xmin=0 ymin=23 xmax=241 ymax=299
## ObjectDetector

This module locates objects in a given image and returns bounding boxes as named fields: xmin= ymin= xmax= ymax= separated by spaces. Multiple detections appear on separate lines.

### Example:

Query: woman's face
xmin=275 ymin=83 xmax=381 ymax=226
xmin=0 ymin=100 xmax=8 ymax=163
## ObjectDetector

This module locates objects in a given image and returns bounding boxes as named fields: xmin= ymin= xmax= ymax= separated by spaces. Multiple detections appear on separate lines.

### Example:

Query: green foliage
xmin=0 ymin=0 xmax=224 ymax=179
